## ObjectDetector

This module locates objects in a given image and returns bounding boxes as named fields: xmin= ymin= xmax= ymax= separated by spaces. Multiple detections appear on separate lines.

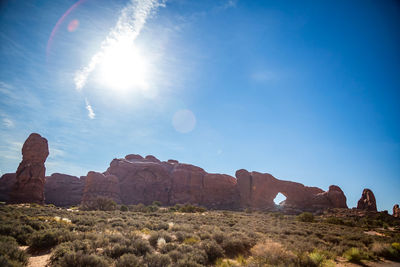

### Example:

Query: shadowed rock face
xmin=45 ymin=173 xmax=85 ymax=206
xmin=357 ymin=189 xmax=377 ymax=212
xmin=81 ymin=171 xmax=121 ymax=204
xmin=9 ymin=133 xmax=49 ymax=204
xmin=393 ymin=204 xmax=399 ymax=218
xmin=0 ymin=173 xmax=16 ymax=202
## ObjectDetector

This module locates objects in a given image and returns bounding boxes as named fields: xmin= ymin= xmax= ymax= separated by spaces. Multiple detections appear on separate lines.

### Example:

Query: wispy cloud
xmin=74 ymin=0 xmax=166 ymax=91
xmin=2 ymin=118 xmax=14 ymax=128
xmin=85 ymin=98 xmax=95 ymax=119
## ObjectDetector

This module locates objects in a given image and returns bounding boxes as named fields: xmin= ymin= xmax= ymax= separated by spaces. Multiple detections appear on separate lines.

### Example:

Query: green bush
xmin=120 ymin=205 xmax=128 ymax=212
xmin=202 ymin=240 xmax=224 ymax=263
xmin=81 ymin=197 xmax=117 ymax=211
xmin=221 ymin=234 xmax=252 ymax=257
xmin=297 ymin=212 xmax=314 ymax=222
xmin=115 ymin=253 xmax=141 ymax=267
xmin=144 ymin=253 xmax=171 ymax=267
xmin=343 ymin=247 xmax=366 ymax=263
xmin=372 ymin=242 xmax=400 ymax=261
xmin=56 ymin=251 xmax=108 ymax=267
xmin=29 ymin=229 xmax=61 ymax=250
xmin=0 ymin=235 xmax=28 ymax=266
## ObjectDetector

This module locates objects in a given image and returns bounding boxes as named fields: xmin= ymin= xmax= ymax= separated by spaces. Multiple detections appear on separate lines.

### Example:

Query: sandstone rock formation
xmin=236 ymin=169 xmax=347 ymax=211
xmin=393 ymin=204 xmax=399 ymax=218
xmin=357 ymin=189 xmax=377 ymax=212
xmin=45 ymin=173 xmax=85 ymax=206
xmin=81 ymin=171 xmax=121 ymax=204
xmin=2 ymin=133 xmax=351 ymax=212
xmin=0 ymin=173 xmax=16 ymax=202
xmin=9 ymin=133 xmax=49 ymax=204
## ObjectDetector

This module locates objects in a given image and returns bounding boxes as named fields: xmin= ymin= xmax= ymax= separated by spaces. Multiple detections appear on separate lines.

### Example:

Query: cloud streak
xmin=74 ymin=0 xmax=166 ymax=91
xmin=85 ymin=98 xmax=95 ymax=119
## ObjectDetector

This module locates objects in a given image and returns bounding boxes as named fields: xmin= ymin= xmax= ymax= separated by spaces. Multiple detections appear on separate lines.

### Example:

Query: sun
xmin=98 ymin=41 xmax=149 ymax=91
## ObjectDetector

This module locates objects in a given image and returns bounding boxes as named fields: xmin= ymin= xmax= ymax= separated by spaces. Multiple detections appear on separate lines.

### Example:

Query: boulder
xmin=45 ymin=173 xmax=84 ymax=206
xmin=9 ymin=133 xmax=49 ymax=204
xmin=393 ymin=204 xmax=399 ymax=218
xmin=357 ymin=189 xmax=377 ymax=212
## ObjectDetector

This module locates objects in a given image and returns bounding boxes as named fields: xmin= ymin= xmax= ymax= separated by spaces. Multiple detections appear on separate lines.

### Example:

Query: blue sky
xmin=0 ymin=0 xmax=399 ymax=211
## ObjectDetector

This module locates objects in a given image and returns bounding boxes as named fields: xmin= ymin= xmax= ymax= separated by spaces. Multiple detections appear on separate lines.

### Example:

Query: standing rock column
xmin=9 ymin=133 xmax=49 ymax=204
xmin=393 ymin=204 xmax=399 ymax=218
xmin=357 ymin=188 xmax=377 ymax=212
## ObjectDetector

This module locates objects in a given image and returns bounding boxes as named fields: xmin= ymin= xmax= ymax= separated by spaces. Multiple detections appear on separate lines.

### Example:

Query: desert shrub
xmin=212 ymin=232 xmax=224 ymax=244
xmin=297 ymin=212 xmax=314 ymax=222
xmin=149 ymin=232 xmax=172 ymax=248
xmin=178 ymin=204 xmax=206 ymax=213
xmin=343 ymin=247 xmax=367 ymax=263
xmin=183 ymin=237 xmax=200 ymax=245
xmin=169 ymin=250 xmax=184 ymax=262
xmin=221 ymin=234 xmax=252 ymax=257
xmin=0 ymin=235 xmax=28 ymax=266
xmin=81 ymin=197 xmax=116 ymax=211
xmin=176 ymin=257 xmax=204 ymax=267
xmin=29 ymin=229 xmax=70 ymax=250
xmin=0 ymin=224 xmax=34 ymax=245
xmin=180 ymin=248 xmax=208 ymax=265
xmin=120 ymin=205 xmax=128 ymax=212
xmin=105 ymin=244 xmax=134 ymax=259
xmin=372 ymin=242 xmax=400 ymax=261
xmin=202 ymin=240 xmax=224 ymax=263
xmin=144 ymin=253 xmax=171 ymax=267
xmin=250 ymin=239 xmax=297 ymax=266
xmin=325 ymin=217 xmax=344 ymax=225
xmin=308 ymin=251 xmax=325 ymax=266
xmin=159 ymin=242 xmax=178 ymax=254
xmin=131 ymin=238 xmax=152 ymax=256
xmin=56 ymin=251 xmax=108 ymax=267
xmin=115 ymin=253 xmax=141 ymax=267
xmin=152 ymin=201 xmax=161 ymax=207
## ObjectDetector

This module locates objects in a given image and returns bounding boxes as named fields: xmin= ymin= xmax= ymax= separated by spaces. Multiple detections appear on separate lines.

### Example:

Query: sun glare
xmin=98 ymin=41 xmax=149 ymax=92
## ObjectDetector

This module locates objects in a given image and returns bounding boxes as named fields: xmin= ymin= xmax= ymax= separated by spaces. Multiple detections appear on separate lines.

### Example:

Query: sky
xmin=0 ymin=0 xmax=399 ymax=212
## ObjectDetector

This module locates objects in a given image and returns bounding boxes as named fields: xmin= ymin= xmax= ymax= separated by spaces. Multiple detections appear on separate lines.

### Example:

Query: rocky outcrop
xmin=236 ymin=169 xmax=347 ymax=211
xmin=357 ymin=189 xmax=377 ymax=212
xmin=9 ymin=133 xmax=49 ymax=204
xmin=81 ymin=171 xmax=121 ymax=204
xmin=45 ymin=173 xmax=84 ymax=206
xmin=393 ymin=204 xmax=399 ymax=218
xmin=0 ymin=173 xmax=16 ymax=202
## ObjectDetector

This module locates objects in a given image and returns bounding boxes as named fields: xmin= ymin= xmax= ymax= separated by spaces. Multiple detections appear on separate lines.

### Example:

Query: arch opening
xmin=273 ymin=192 xmax=287 ymax=206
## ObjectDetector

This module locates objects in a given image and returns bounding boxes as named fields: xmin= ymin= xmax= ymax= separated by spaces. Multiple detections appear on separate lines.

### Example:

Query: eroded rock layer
xmin=9 ymin=133 xmax=49 ymax=204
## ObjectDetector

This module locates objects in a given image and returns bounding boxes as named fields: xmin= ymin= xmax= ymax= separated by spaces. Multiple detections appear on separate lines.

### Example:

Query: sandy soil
xmin=20 ymin=246 xmax=51 ymax=267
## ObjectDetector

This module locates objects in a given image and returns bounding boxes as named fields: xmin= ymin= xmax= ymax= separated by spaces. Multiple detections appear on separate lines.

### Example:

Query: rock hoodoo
xmin=357 ymin=189 xmax=377 ymax=212
xmin=45 ymin=173 xmax=85 ymax=206
xmin=9 ymin=133 xmax=49 ymax=204
xmin=394 ymin=204 xmax=400 ymax=218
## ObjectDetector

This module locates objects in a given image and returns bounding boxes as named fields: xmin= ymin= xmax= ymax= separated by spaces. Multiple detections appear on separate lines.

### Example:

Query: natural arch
xmin=273 ymin=192 xmax=287 ymax=206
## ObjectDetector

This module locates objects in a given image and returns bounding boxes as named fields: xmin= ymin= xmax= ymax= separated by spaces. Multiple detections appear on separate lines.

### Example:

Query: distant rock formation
xmin=81 ymin=171 xmax=121 ymax=204
xmin=357 ymin=189 xmax=377 ymax=212
xmin=236 ymin=169 xmax=347 ymax=211
xmin=45 ymin=173 xmax=85 ymax=206
xmin=1 ymin=133 xmax=351 ymax=212
xmin=393 ymin=204 xmax=399 ymax=218
xmin=9 ymin=133 xmax=49 ymax=204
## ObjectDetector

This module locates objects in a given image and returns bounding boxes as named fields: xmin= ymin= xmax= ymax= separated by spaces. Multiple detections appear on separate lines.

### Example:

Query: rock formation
xmin=81 ymin=171 xmax=121 ymax=204
xmin=357 ymin=189 xmax=377 ymax=212
xmin=45 ymin=173 xmax=85 ymax=206
xmin=236 ymin=169 xmax=347 ymax=211
xmin=393 ymin=204 xmax=399 ymax=218
xmin=0 ymin=173 xmax=16 ymax=202
xmin=2 ymin=133 xmax=351 ymax=212
xmin=9 ymin=133 xmax=49 ymax=204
